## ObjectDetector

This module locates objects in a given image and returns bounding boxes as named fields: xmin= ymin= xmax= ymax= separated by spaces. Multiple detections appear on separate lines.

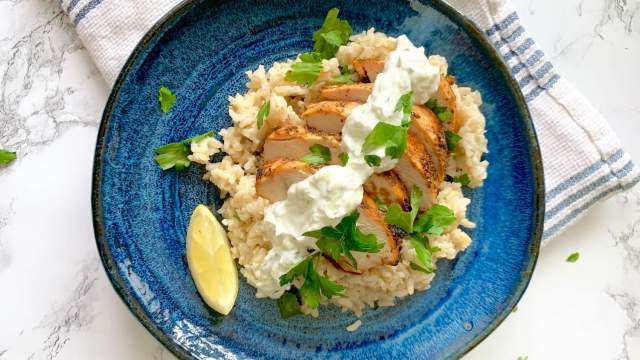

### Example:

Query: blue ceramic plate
xmin=92 ymin=0 xmax=543 ymax=358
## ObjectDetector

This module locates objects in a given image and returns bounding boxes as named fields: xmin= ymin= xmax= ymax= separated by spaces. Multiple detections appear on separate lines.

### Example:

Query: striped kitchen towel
xmin=59 ymin=0 xmax=639 ymax=242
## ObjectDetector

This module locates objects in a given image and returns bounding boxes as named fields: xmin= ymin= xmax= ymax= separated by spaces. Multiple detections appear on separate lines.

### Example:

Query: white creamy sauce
xmin=255 ymin=36 xmax=441 ymax=298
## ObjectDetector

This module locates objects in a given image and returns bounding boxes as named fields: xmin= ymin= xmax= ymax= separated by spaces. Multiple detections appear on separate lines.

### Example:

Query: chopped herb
xmin=516 ymin=357 xmax=528 ymax=360
xmin=409 ymin=234 xmax=435 ymax=274
xmin=279 ymin=254 xmax=345 ymax=309
xmin=0 ymin=149 xmax=17 ymax=165
xmin=338 ymin=152 xmax=349 ymax=166
xmin=445 ymin=130 xmax=462 ymax=152
xmin=277 ymin=291 xmax=302 ymax=319
xmin=384 ymin=186 xmax=422 ymax=233
xmin=154 ymin=131 xmax=213 ymax=171
xmin=452 ymin=174 xmax=470 ymax=186
xmin=304 ymin=210 xmax=383 ymax=270
xmin=301 ymin=144 xmax=332 ymax=165
xmin=299 ymin=51 xmax=322 ymax=63
xmin=158 ymin=86 xmax=176 ymax=113
xmin=331 ymin=68 xmax=354 ymax=84
xmin=362 ymin=122 xmax=408 ymax=160
xmin=256 ymin=100 xmax=270 ymax=129
xmin=285 ymin=61 xmax=323 ymax=85
xmin=312 ymin=8 xmax=352 ymax=59
xmin=414 ymin=204 xmax=456 ymax=236
xmin=566 ymin=252 xmax=580 ymax=263
xmin=425 ymin=98 xmax=451 ymax=123
xmin=395 ymin=91 xmax=413 ymax=126
xmin=364 ymin=154 xmax=381 ymax=167
xmin=375 ymin=197 xmax=389 ymax=212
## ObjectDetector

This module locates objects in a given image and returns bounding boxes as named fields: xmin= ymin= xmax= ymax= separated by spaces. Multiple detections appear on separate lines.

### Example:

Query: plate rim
xmin=91 ymin=0 xmax=545 ymax=359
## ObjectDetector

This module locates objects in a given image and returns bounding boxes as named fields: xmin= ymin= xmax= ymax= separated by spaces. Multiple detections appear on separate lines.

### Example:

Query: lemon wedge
xmin=186 ymin=204 xmax=238 ymax=315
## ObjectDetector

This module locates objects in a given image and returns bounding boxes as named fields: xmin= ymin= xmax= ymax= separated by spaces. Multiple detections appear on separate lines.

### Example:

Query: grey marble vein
xmin=607 ymin=290 xmax=640 ymax=360
xmin=0 ymin=198 xmax=15 ymax=272
xmin=596 ymin=0 xmax=639 ymax=36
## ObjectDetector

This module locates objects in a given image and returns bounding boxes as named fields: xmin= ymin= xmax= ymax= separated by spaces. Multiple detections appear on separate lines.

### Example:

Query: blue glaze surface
xmin=92 ymin=0 xmax=544 ymax=359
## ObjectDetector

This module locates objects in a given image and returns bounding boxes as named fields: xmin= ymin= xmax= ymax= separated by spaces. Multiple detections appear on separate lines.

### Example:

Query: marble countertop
xmin=0 ymin=0 xmax=639 ymax=359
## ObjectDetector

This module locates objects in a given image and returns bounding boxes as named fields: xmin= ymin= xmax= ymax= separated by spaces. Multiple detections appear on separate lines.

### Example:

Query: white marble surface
xmin=0 ymin=0 xmax=638 ymax=359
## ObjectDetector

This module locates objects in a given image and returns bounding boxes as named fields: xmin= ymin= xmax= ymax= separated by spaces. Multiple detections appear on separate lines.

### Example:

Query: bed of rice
xmin=188 ymin=29 xmax=488 ymax=317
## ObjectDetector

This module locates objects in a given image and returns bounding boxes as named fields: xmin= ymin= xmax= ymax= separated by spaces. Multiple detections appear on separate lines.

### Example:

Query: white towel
xmin=60 ymin=0 xmax=639 ymax=242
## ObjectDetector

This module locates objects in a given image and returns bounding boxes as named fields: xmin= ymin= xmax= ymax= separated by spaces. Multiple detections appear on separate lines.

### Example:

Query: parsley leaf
xmin=362 ymin=122 xmax=408 ymax=160
xmin=414 ymin=204 xmax=456 ymax=236
xmin=566 ymin=252 xmax=580 ymax=263
xmin=304 ymin=210 xmax=383 ymax=270
xmin=338 ymin=152 xmax=349 ymax=166
xmin=158 ymin=86 xmax=176 ymax=113
xmin=395 ymin=91 xmax=413 ymax=126
xmin=285 ymin=61 xmax=323 ymax=85
xmin=154 ymin=131 xmax=213 ymax=171
xmin=0 ymin=149 xmax=17 ymax=165
xmin=385 ymin=186 xmax=422 ymax=233
xmin=256 ymin=100 xmax=270 ymax=129
xmin=516 ymin=357 xmax=528 ymax=360
xmin=277 ymin=291 xmax=302 ymax=319
xmin=299 ymin=51 xmax=322 ymax=62
xmin=313 ymin=8 xmax=352 ymax=59
xmin=301 ymin=144 xmax=332 ymax=165
xmin=445 ymin=130 xmax=462 ymax=152
xmin=375 ymin=197 xmax=389 ymax=212
xmin=452 ymin=174 xmax=470 ymax=186
xmin=425 ymin=98 xmax=451 ymax=123
xmin=364 ymin=154 xmax=381 ymax=167
xmin=279 ymin=254 xmax=344 ymax=309
xmin=409 ymin=234 xmax=435 ymax=274
xmin=331 ymin=68 xmax=354 ymax=84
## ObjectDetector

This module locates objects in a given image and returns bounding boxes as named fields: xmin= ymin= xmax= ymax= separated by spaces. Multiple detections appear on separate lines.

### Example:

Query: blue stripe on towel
xmin=73 ymin=0 xmax=104 ymax=25
xmin=524 ymin=74 xmax=560 ymax=102
xmin=67 ymin=0 xmax=82 ymax=14
xmin=485 ymin=12 xmax=519 ymax=37
xmin=502 ymin=38 xmax=535 ymax=62
xmin=518 ymin=61 xmax=554 ymax=88
xmin=543 ymin=172 xmax=640 ymax=240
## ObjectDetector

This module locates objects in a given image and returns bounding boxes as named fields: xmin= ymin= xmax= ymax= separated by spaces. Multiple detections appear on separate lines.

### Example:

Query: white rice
xmin=193 ymin=29 xmax=488 ymax=317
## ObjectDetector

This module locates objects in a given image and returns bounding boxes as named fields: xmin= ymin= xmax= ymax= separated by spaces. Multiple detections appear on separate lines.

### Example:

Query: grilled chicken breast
xmin=364 ymin=171 xmax=409 ymax=210
xmin=320 ymin=83 xmax=373 ymax=103
xmin=353 ymin=59 xmax=385 ymax=83
xmin=333 ymin=192 xmax=400 ymax=274
xmin=256 ymin=159 xmax=316 ymax=203
xmin=263 ymin=126 xmax=342 ymax=165
xmin=409 ymin=105 xmax=448 ymax=184
xmin=302 ymin=101 xmax=359 ymax=133
xmin=437 ymin=75 xmax=461 ymax=132
xmin=394 ymin=134 xmax=439 ymax=210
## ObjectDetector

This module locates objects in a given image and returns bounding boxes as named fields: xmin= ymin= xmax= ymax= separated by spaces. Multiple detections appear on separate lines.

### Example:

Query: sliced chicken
xmin=364 ymin=171 xmax=409 ymax=210
xmin=320 ymin=83 xmax=373 ymax=103
xmin=263 ymin=125 xmax=342 ymax=165
xmin=302 ymin=101 xmax=359 ymax=133
xmin=437 ymin=75 xmax=461 ymax=132
xmin=332 ymin=192 xmax=400 ymax=274
xmin=394 ymin=134 xmax=439 ymax=210
xmin=353 ymin=59 xmax=385 ymax=83
xmin=256 ymin=159 xmax=316 ymax=203
xmin=409 ymin=105 xmax=448 ymax=184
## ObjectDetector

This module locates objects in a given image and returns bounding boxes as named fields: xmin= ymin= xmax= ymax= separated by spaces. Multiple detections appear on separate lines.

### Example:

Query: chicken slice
xmin=394 ymin=134 xmax=439 ymax=210
xmin=353 ymin=59 xmax=385 ymax=83
xmin=263 ymin=125 xmax=342 ymax=165
xmin=302 ymin=101 xmax=359 ymax=133
xmin=437 ymin=75 xmax=461 ymax=132
xmin=331 ymin=192 xmax=401 ymax=274
xmin=364 ymin=171 xmax=409 ymax=210
xmin=409 ymin=105 xmax=448 ymax=185
xmin=256 ymin=159 xmax=316 ymax=203
xmin=320 ymin=83 xmax=373 ymax=103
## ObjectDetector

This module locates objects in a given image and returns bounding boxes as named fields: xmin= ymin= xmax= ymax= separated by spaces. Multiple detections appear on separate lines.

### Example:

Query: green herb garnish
xmin=304 ymin=210 xmax=383 ymax=270
xmin=409 ymin=234 xmax=436 ymax=274
xmin=277 ymin=291 xmax=302 ymax=319
xmin=362 ymin=122 xmax=408 ymax=160
xmin=285 ymin=61 xmax=323 ymax=85
xmin=312 ymin=8 xmax=352 ymax=59
xmin=331 ymin=68 xmax=354 ymax=84
xmin=279 ymin=254 xmax=345 ymax=309
xmin=385 ymin=186 xmax=422 ymax=233
xmin=338 ymin=152 xmax=349 ymax=166
xmin=301 ymin=144 xmax=332 ymax=165
xmin=158 ymin=86 xmax=176 ymax=113
xmin=566 ymin=252 xmax=580 ymax=263
xmin=256 ymin=100 xmax=270 ymax=129
xmin=445 ymin=130 xmax=462 ymax=152
xmin=375 ymin=197 xmax=389 ymax=212
xmin=395 ymin=91 xmax=413 ymax=126
xmin=0 ymin=149 xmax=17 ymax=165
xmin=414 ymin=204 xmax=456 ymax=236
xmin=154 ymin=131 xmax=213 ymax=171
xmin=425 ymin=98 xmax=451 ymax=122
xmin=364 ymin=154 xmax=381 ymax=167
xmin=452 ymin=174 xmax=470 ymax=186
xmin=516 ymin=357 xmax=528 ymax=360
